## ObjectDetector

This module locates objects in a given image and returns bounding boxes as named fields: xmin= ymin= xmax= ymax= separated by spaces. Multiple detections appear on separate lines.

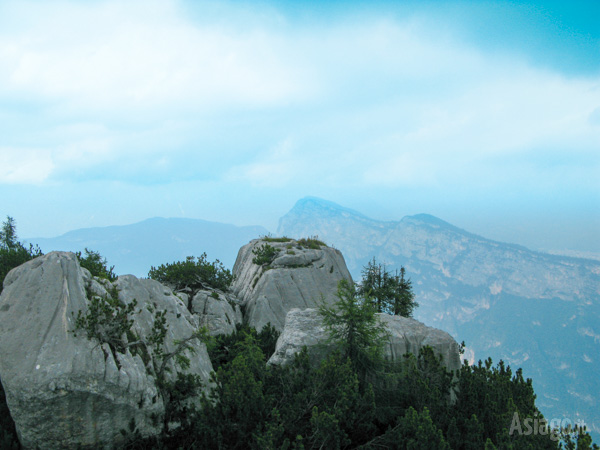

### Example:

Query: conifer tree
xmin=358 ymin=257 xmax=418 ymax=317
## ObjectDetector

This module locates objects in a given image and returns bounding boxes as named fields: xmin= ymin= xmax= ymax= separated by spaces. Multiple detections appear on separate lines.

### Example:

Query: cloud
xmin=226 ymin=138 xmax=299 ymax=187
xmin=0 ymin=148 xmax=54 ymax=184
xmin=0 ymin=0 xmax=598 ymax=193
xmin=0 ymin=0 xmax=314 ymax=115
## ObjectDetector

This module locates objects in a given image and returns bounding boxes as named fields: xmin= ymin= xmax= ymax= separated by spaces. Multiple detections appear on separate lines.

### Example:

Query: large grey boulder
xmin=0 ymin=252 xmax=213 ymax=449
xmin=190 ymin=289 xmax=243 ymax=336
xmin=268 ymin=308 xmax=462 ymax=372
xmin=231 ymin=238 xmax=352 ymax=331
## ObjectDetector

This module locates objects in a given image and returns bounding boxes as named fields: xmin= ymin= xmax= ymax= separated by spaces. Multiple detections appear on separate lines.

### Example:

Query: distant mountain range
xmin=279 ymin=197 xmax=600 ymax=438
xmin=32 ymin=217 xmax=268 ymax=277
xmin=29 ymin=197 xmax=600 ymax=437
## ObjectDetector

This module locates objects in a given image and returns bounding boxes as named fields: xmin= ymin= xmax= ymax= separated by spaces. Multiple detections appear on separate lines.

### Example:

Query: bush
xmin=251 ymin=243 xmax=278 ymax=266
xmin=148 ymin=254 xmax=233 ymax=293
xmin=262 ymin=236 xmax=292 ymax=243
xmin=297 ymin=236 xmax=327 ymax=249
xmin=72 ymin=286 xmax=137 ymax=355
xmin=76 ymin=248 xmax=117 ymax=281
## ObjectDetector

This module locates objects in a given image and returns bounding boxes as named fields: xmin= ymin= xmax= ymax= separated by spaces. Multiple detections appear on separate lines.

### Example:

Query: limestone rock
xmin=191 ymin=290 xmax=242 ymax=336
xmin=231 ymin=238 xmax=352 ymax=331
xmin=0 ymin=252 xmax=213 ymax=449
xmin=114 ymin=275 xmax=214 ymax=384
xmin=377 ymin=313 xmax=462 ymax=372
xmin=268 ymin=308 xmax=461 ymax=372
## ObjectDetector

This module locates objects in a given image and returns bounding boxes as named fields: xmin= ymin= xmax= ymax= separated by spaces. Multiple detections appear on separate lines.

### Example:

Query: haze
xmin=1 ymin=0 xmax=598 ymax=255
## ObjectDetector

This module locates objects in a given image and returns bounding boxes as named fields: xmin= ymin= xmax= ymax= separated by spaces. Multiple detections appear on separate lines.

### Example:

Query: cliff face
xmin=278 ymin=196 xmax=600 ymax=437
xmin=0 ymin=242 xmax=462 ymax=448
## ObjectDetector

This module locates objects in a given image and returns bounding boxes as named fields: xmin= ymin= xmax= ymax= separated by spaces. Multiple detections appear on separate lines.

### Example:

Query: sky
xmin=1 ymin=0 xmax=599 ymax=254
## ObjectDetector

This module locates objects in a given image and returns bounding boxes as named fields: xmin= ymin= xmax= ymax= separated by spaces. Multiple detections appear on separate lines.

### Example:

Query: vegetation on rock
xmin=251 ymin=242 xmax=278 ymax=266
xmin=262 ymin=236 xmax=292 ymax=243
xmin=148 ymin=254 xmax=233 ymax=297
xmin=76 ymin=248 xmax=117 ymax=281
xmin=297 ymin=236 xmax=327 ymax=249
xmin=73 ymin=285 xmax=138 ymax=355
xmin=72 ymin=262 xmax=211 ymax=441
xmin=0 ymin=225 xmax=597 ymax=449
xmin=123 ymin=277 xmax=597 ymax=449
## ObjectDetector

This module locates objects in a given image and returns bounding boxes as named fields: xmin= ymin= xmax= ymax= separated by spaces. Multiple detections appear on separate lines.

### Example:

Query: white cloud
xmin=0 ymin=148 xmax=54 ymax=184
xmin=0 ymin=0 xmax=598 ymax=191
xmin=0 ymin=0 xmax=314 ymax=114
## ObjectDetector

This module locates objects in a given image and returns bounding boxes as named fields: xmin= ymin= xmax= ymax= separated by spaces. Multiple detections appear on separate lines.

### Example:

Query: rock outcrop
xmin=268 ymin=308 xmax=462 ymax=372
xmin=190 ymin=289 xmax=243 ymax=336
xmin=0 ymin=252 xmax=213 ymax=449
xmin=231 ymin=238 xmax=352 ymax=331
xmin=0 ymin=241 xmax=466 ymax=448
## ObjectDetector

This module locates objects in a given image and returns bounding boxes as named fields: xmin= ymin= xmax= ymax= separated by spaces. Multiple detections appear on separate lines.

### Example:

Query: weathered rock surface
xmin=231 ymin=238 xmax=352 ymax=331
xmin=377 ymin=313 xmax=462 ymax=371
xmin=268 ymin=308 xmax=461 ymax=372
xmin=191 ymin=289 xmax=243 ymax=336
xmin=0 ymin=252 xmax=213 ymax=449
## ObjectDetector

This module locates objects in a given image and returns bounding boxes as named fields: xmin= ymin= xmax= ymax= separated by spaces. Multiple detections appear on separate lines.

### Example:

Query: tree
xmin=149 ymin=254 xmax=233 ymax=294
xmin=318 ymin=279 xmax=388 ymax=384
xmin=365 ymin=406 xmax=451 ymax=450
xmin=0 ymin=217 xmax=17 ymax=250
xmin=0 ymin=216 xmax=43 ymax=292
xmin=358 ymin=257 xmax=418 ymax=317
xmin=76 ymin=248 xmax=117 ymax=281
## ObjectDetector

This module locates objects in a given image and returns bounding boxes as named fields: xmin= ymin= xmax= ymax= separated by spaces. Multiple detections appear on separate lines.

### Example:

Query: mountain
xmin=32 ymin=217 xmax=268 ymax=277
xmin=279 ymin=196 xmax=600 ymax=437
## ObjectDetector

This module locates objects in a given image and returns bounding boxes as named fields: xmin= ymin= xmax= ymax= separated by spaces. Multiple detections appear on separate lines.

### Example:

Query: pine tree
xmin=318 ymin=279 xmax=388 ymax=384
xmin=358 ymin=258 xmax=418 ymax=317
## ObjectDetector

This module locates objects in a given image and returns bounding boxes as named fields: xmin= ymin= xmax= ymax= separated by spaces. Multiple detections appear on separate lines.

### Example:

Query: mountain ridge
xmin=278 ymin=196 xmax=600 ymax=438
xmin=31 ymin=217 xmax=269 ymax=277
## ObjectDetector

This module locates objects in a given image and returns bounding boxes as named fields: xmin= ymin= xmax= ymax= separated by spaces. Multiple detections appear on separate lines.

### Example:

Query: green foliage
xmin=262 ymin=236 xmax=292 ymax=243
xmin=148 ymin=253 xmax=233 ymax=293
xmin=364 ymin=406 xmax=451 ymax=449
xmin=72 ymin=283 xmax=210 ymax=443
xmin=0 ymin=216 xmax=43 ymax=293
xmin=73 ymin=286 xmax=137 ymax=354
xmin=251 ymin=243 xmax=278 ymax=266
xmin=559 ymin=425 xmax=600 ymax=450
xmin=319 ymin=279 xmax=388 ymax=384
xmin=297 ymin=236 xmax=327 ymax=249
xmin=0 ymin=217 xmax=18 ymax=250
xmin=195 ymin=335 xmax=377 ymax=449
xmin=358 ymin=257 xmax=418 ymax=317
xmin=76 ymin=248 xmax=117 ymax=281
xmin=117 ymin=317 xmax=595 ymax=450
xmin=207 ymin=322 xmax=280 ymax=371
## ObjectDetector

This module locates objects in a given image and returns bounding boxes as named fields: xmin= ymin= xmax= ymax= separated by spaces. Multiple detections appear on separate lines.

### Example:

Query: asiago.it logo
xmin=509 ymin=412 xmax=587 ymax=442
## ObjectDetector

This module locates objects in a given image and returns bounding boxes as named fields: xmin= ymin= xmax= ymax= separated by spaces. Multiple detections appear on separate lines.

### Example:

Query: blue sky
xmin=1 ymin=0 xmax=599 ymax=254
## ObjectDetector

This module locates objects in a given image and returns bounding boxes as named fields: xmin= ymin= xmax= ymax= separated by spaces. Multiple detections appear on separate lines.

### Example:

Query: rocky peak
xmin=231 ymin=237 xmax=353 ymax=331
